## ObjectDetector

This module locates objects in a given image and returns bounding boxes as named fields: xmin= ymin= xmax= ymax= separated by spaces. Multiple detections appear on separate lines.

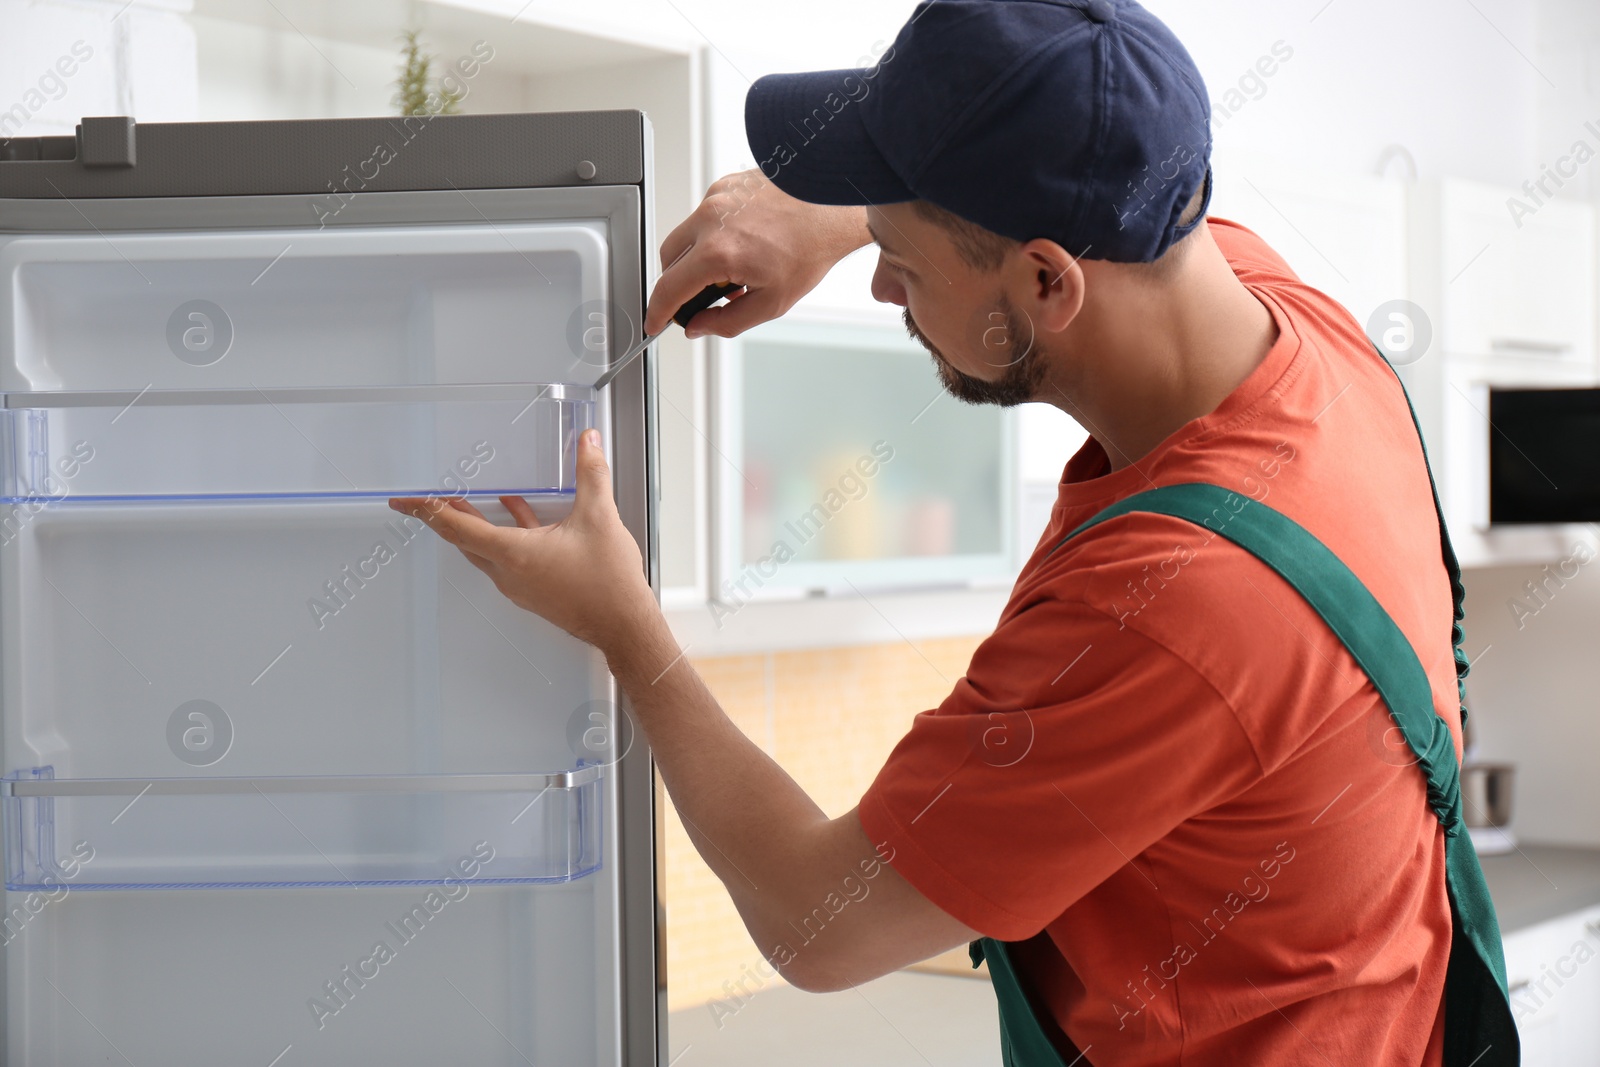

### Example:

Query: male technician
xmin=396 ymin=1 xmax=1467 ymax=1062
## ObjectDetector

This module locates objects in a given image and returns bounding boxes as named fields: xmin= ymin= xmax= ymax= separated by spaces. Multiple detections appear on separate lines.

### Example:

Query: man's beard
xmin=902 ymin=297 xmax=1045 ymax=407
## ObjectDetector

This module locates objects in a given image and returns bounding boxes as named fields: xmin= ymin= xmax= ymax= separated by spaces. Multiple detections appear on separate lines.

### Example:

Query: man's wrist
xmin=822 ymin=204 xmax=873 ymax=259
xmin=600 ymin=600 xmax=679 ymax=687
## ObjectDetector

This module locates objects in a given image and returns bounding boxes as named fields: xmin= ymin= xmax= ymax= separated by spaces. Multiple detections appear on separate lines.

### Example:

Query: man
xmin=394 ymin=1 xmax=1496 ymax=1063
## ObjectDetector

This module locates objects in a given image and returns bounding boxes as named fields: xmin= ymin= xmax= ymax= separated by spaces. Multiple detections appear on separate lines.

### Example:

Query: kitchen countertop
xmin=1480 ymin=842 xmax=1600 ymax=932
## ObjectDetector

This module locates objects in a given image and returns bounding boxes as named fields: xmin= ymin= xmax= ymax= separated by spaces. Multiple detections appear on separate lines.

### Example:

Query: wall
xmin=1155 ymin=0 xmax=1539 ymax=189
xmin=190 ymin=14 xmax=398 ymax=120
xmin=1536 ymin=0 xmax=1600 ymax=204
xmin=0 ymin=0 xmax=196 ymax=137
xmin=1458 ymin=557 xmax=1600 ymax=847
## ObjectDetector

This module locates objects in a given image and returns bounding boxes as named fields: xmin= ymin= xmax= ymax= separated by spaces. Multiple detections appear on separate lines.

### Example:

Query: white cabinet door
xmin=1561 ymin=906 xmax=1600 ymax=1065
xmin=1506 ymin=919 xmax=1565 ymax=1067
xmin=1208 ymin=155 xmax=1406 ymax=333
xmin=1435 ymin=179 xmax=1596 ymax=364
xmin=1399 ymin=179 xmax=1600 ymax=569
xmin=1504 ymin=908 xmax=1600 ymax=1066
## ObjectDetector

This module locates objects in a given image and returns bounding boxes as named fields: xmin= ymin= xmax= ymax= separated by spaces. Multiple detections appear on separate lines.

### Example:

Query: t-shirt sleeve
xmin=857 ymin=593 xmax=1266 ymax=942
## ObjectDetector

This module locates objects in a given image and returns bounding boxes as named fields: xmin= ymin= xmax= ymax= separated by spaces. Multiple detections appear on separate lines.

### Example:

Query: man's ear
xmin=1017 ymin=239 xmax=1085 ymax=334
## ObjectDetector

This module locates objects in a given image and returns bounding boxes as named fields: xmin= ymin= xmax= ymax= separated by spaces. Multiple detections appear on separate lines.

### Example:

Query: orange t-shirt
xmin=858 ymin=218 xmax=1457 ymax=1066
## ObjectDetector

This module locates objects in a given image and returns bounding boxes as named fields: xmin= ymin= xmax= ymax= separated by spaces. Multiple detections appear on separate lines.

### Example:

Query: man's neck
xmin=1041 ymin=227 xmax=1280 ymax=473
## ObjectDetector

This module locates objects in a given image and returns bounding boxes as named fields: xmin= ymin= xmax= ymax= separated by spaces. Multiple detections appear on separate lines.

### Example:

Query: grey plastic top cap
xmin=0 ymin=110 xmax=646 ymax=200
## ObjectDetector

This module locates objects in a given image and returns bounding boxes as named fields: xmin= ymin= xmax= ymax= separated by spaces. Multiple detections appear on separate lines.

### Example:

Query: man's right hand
xmin=644 ymin=169 xmax=872 ymax=339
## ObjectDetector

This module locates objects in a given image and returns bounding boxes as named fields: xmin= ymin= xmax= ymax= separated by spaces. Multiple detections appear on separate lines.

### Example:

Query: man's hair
xmin=911 ymin=200 xmax=1017 ymax=271
xmin=913 ymin=177 xmax=1209 ymax=278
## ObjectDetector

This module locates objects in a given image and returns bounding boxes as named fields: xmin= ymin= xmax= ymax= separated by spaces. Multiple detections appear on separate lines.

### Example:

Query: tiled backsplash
xmin=665 ymin=636 xmax=985 ymax=1010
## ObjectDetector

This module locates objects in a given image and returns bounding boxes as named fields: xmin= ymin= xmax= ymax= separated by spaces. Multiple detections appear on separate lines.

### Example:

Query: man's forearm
xmin=815 ymin=201 xmax=875 ymax=262
xmin=602 ymin=609 xmax=849 ymax=957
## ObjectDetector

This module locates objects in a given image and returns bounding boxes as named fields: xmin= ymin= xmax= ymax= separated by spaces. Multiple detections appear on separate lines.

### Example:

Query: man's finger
xmin=681 ymin=286 xmax=783 ymax=339
xmin=500 ymin=495 xmax=542 ymax=530
xmin=448 ymin=497 xmax=490 ymax=522
xmin=646 ymin=250 xmax=737 ymax=336
xmin=656 ymin=210 xmax=701 ymax=277
xmin=388 ymin=496 xmax=517 ymax=559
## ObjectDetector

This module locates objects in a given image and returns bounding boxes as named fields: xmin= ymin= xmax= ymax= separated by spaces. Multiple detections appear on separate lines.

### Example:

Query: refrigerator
xmin=0 ymin=111 xmax=663 ymax=1065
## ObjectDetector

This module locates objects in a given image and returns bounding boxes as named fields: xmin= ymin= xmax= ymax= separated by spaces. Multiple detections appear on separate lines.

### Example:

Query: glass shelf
xmin=2 ymin=765 xmax=603 ymax=891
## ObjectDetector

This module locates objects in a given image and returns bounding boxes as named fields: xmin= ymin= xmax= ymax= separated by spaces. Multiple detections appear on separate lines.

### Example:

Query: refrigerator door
xmin=0 ymin=114 xmax=660 ymax=1066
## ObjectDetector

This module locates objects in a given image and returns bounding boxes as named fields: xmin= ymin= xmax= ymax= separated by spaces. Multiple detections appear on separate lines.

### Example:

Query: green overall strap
xmin=970 ymin=484 xmax=1518 ymax=1067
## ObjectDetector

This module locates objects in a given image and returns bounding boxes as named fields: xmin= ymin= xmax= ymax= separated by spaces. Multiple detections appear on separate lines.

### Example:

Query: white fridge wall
xmin=1 ymin=223 xmax=612 ymax=392
xmin=12 ymin=503 xmax=602 ymax=776
xmin=11 ymin=880 xmax=616 ymax=1066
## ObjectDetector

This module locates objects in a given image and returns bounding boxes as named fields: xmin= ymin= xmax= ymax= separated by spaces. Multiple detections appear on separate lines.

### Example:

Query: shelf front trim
xmin=1 ymin=766 xmax=604 ymax=797
xmin=1 ymin=382 xmax=597 ymax=409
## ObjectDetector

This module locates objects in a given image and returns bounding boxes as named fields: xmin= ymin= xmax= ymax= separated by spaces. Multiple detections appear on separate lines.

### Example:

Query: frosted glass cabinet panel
xmin=717 ymin=318 xmax=1015 ymax=597
xmin=0 ymin=112 xmax=660 ymax=1067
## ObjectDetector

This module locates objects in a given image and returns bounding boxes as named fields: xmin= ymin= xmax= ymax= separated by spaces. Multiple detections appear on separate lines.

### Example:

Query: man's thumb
xmin=575 ymin=428 xmax=614 ymax=506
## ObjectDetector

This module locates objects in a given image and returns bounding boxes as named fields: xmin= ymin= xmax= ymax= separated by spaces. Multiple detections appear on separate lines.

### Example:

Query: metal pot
xmin=1461 ymin=763 xmax=1515 ymax=829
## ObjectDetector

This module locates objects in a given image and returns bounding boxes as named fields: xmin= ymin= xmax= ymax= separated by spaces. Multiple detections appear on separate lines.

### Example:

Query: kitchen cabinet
xmin=1411 ymin=179 xmax=1596 ymax=365
xmin=1503 ymin=903 xmax=1600 ymax=1066
xmin=1398 ymin=178 xmax=1600 ymax=567
xmin=1206 ymin=154 xmax=1407 ymax=336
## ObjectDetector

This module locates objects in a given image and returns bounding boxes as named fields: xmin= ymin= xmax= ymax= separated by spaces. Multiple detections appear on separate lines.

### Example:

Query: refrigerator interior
xmin=0 ymin=200 xmax=638 ymax=1064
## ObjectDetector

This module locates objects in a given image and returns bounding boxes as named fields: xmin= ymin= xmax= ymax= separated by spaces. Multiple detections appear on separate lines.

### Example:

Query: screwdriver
xmin=591 ymin=281 xmax=743 ymax=390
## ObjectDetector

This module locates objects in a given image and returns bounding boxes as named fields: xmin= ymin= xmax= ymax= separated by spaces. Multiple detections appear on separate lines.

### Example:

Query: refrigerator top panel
xmin=0 ymin=111 xmax=644 ymax=199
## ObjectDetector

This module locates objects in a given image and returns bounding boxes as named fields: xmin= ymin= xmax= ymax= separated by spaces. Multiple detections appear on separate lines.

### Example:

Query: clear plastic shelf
xmin=2 ymin=765 xmax=603 ymax=890
xmin=0 ymin=383 xmax=594 ymax=503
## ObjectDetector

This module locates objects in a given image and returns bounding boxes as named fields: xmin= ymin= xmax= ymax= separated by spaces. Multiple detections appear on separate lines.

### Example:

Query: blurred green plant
xmin=393 ymin=29 xmax=462 ymax=117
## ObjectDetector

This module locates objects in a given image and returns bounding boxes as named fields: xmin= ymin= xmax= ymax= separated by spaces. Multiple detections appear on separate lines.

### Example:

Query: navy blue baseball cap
xmin=744 ymin=0 xmax=1213 ymax=263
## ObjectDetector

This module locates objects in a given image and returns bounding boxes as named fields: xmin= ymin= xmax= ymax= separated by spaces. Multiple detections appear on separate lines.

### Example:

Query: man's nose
xmin=870 ymin=257 xmax=907 ymax=306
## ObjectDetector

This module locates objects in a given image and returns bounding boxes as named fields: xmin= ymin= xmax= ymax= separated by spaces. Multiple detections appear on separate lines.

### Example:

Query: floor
xmin=667 ymin=971 xmax=1001 ymax=1067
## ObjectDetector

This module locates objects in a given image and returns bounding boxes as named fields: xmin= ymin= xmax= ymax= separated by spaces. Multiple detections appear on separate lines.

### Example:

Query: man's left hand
xmin=389 ymin=428 xmax=655 ymax=654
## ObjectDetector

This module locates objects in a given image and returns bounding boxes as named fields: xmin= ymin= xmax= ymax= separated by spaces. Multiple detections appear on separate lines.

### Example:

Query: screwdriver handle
xmin=591 ymin=283 xmax=745 ymax=391
xmin=672 ymin=281 xmax=743 ymax=328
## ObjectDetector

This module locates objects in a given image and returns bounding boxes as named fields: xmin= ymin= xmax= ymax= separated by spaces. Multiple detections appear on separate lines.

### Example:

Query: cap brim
xmin=744 ymin=68 xmax=914 ymax=206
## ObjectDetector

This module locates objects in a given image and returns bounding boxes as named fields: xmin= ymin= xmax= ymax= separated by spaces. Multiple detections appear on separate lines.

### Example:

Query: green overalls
xmin=969 ymin=362 xmax=1519 ymax=1067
